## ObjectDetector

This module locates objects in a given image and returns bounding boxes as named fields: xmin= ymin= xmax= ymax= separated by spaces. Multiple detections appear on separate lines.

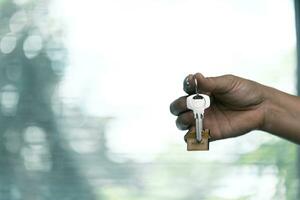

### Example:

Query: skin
xmin=170 ymin=73 xmax=300 ymax=144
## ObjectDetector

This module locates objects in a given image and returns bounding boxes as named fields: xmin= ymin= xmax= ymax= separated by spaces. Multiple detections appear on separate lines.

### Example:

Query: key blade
xmin=195 ymin=113 xmax=203 ymax=142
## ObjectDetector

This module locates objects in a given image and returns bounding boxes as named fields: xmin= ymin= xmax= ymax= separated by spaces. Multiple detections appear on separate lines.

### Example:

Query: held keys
xmin=185 ymin=76 xmax=211 ymax=151
xmin=186 ymin=94 xmax=210 ymax=142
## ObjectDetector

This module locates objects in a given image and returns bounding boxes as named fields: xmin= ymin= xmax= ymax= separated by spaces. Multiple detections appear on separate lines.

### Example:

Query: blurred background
xmin=0 ymin=0 xmax=298 ymax=199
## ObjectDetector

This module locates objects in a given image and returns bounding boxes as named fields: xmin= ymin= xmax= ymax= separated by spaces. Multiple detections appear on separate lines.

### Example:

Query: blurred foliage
xmin=238 ymin=139 xmax=298 ymax=200
xmin=0 ymin=0 xmax=136 ymax=199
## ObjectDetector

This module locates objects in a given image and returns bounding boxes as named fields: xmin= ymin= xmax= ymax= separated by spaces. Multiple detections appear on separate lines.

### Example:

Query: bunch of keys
xmin=185 ymin=77 xmax=211 ymax=151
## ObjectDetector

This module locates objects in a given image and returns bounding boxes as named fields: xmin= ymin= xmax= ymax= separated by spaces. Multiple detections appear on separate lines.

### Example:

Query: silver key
xmin=187 ymin=94 xmax=210 ymax=142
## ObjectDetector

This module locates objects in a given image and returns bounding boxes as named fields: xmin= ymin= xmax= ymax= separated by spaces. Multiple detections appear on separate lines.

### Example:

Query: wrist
xmin=257 ymin=84 xmax=300 ymax=143
xmin=260 ymin=85 xmax=296 ymax=134
xmin=260 ymin=86 xmax=278 ymax=132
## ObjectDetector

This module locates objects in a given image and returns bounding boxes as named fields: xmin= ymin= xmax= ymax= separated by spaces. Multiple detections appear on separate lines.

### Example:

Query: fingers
xmin=183 ymin=73 xmax=237 ymax=95
xmin=176 ymin=73 xmax=233 ymax=112
xmin=170 ymin=96 xmax=188 ymax=116
xmin=174 ymin=110 xmax=213 ymax=131
xmin=172 ymin=72 xmax=239 ymax=143
xmin=175 ymin=111 xmax=194 ymax=130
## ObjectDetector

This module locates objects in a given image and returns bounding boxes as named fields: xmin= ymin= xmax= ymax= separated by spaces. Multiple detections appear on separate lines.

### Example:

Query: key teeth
xmin=202 ymin=129 xmax=211 ymax=138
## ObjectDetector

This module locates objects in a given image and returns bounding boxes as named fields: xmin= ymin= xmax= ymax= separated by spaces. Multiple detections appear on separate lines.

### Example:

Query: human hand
xmin=170 ymin=73 xmax=268 ymax=141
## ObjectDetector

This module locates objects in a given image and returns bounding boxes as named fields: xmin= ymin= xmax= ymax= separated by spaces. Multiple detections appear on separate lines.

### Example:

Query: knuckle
xmin=194 ymin=73 xmax=203 ymax=79
xmin=178 ymin=97 xmax=187 ymax=110
xmin=170 ymin=97 xmax=188 ymax=116
xmin=224 ymin=74 xmax=235 ymax=80
xmin=169 ymin=102 xmax=176 ymax=115
xmin=175 ymin=117 xmax=183 ymax=130
xmin=176 ymin=114 xmax=192 ymax=130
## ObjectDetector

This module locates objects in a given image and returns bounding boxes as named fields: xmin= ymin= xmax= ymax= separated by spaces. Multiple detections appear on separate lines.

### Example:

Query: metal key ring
xmin=193 ymin=75 xmax=199 ymax=95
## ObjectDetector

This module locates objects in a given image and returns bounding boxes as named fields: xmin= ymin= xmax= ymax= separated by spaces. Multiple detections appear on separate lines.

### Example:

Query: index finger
xmin=170 ymin=96 xmax=188 ymax=116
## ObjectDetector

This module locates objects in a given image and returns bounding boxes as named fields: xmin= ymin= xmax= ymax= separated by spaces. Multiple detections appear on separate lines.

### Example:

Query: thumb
xmin=184 ymin=73 xmax=237 ymax=95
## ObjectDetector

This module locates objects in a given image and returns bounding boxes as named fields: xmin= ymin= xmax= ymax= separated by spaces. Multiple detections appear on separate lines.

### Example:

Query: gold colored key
xmin=185 ymin=129 xmax=210 ymax=151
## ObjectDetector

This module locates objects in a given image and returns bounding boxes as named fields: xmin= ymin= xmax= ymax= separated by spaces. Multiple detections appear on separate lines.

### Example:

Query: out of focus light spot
xmin=10 ymin=186 xmax=21 ymax=200
xmin=46 ymin=39 xmax=67 ymax=75
xmin=9 ymin=10 xmax=28 ymax=33
xmin=107 ymin=153 xmax=129 ymax=163
xmin=13 ymin=0 xmax=30 ymax=5
xmin=22 ymin=126 xmax=51 ymax=171
xmin=68 ymin=128 xmax=100 ymax=154
xmin=23 ymin=126 xmax=47 ymax=144
xmin=51 ymin=60 xmax=65 ymax=76
xmin=46 ymin=39 xmax=66 ymax=61
xmin=4 ymin=129 xmax=21 ymax=154
xmin=21 ymin=145 xmax=52 ymax=172
xmin=0 ymin=34 xmax=17 ymax=54
xmin=0 ymin=84 xmax=19 ymax=116
xmin=23 ymin=35 xmax=43 ymax=59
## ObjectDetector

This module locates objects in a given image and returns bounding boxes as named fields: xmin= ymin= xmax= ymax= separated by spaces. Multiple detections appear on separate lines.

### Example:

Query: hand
xmin=170 ymin=73 xmax=268 ymax=141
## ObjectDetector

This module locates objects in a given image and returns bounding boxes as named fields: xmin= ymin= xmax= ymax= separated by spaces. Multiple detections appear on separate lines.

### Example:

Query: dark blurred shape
xmin=0 ymin=0 xmax=139 ymax=199
xmin=0 ymin=1 xmax=89 ymax=200
xmin=0 ymin=84 xmax=19 ymax=116
xmin=0 ymin=0 xmax=95 ymax=198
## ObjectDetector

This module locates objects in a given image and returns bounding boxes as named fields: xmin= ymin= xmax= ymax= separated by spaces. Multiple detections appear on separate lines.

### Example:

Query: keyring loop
xmin=193 ymin=75 xmax=199 ymax=95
